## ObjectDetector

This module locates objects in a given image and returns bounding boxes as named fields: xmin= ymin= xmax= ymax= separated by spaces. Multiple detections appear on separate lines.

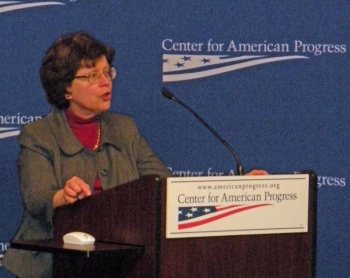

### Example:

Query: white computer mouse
xmin=63 ymin=231 xmax=95 ymax=245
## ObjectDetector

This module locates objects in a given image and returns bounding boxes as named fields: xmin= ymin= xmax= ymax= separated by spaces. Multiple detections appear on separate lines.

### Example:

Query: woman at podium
xmin=2 ymin=31 xmax=171 ymax=278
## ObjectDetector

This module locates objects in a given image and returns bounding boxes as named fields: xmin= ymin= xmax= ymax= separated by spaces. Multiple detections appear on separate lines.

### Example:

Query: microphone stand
xmin=161 ymin=87 xmax=244 ymax=176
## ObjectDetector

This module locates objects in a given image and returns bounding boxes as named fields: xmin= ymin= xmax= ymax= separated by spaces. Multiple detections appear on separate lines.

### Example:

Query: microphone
xmin=161 ymin=87 xmax=244 ymax=176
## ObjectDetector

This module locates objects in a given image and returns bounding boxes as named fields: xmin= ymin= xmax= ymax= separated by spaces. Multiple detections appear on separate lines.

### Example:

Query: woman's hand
xmin=53 ymin=176 xmax=91 ymax=208
xmin=245 ymin=169 xmax=268 ymax=176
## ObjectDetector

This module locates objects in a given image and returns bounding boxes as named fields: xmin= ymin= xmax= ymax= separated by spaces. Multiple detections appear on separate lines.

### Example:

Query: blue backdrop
xmin=1 ymin=1 xmax=349 ymax=277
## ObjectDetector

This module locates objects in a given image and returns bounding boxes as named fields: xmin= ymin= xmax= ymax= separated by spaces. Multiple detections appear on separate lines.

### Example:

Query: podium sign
xmin=166 ymin=174 xmax=309 ymax=238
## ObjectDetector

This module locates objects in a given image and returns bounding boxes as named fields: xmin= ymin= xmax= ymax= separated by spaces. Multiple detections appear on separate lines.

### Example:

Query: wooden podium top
xmin=10 ymin=239 xmax=144 ymax=258
xmin=10 ymin=239 xmax=145 ymax=277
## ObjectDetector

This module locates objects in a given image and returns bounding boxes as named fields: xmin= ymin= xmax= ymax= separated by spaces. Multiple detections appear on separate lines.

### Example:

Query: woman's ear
xmin=65 ymin=85 xmax=73 ymax=99
xmin=65 ymin=93 xmax=72 ymax=100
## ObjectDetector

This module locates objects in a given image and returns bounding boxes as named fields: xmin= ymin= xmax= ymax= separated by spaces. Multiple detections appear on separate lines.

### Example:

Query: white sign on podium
xmin=166 ymin=174 xmax=309 ymax=239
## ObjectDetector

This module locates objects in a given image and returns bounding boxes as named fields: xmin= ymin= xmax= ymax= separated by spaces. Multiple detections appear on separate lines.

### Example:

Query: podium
xmin=49 ymin=172 xmax=317 ymax=278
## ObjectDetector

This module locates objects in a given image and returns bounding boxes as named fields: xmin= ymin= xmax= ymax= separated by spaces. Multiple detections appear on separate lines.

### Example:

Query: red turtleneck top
xmin=65 ymin=109 xmax=102 ymax=194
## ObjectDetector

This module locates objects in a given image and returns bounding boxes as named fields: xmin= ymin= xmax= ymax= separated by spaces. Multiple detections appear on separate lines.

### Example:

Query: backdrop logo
xmin=163 ymin=54 xmax=308 ymax=82
xmin=0 ymin=1 xmax=65 ymax=13
xmin=0 ymin=113 xmax=41 ymax=139
xmin=162 ymin=39 xmax=346 ymax=82
xmin=0 ymin=127 xmax=20 ymax=139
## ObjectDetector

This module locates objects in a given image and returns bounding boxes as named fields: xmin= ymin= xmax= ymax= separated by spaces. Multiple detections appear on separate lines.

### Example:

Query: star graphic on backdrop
xmin=175 ymin=62 xmax=185 ymax=68
xmin=181 ymin=56 xmax=191 ymax=61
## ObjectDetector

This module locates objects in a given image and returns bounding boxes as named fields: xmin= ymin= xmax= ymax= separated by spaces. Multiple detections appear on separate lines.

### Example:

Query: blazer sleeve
xmin=17 ymin=121 xmax=58 ymax=225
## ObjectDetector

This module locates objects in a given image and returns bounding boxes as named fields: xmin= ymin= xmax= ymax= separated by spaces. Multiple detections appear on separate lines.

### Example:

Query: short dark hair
xmin=40 ymin=31 xmax=115 ymax=109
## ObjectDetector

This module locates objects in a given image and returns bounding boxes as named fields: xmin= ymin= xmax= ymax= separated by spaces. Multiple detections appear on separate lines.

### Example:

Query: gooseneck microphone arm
xmin=161 ymin=87 xmax=244 ymax=176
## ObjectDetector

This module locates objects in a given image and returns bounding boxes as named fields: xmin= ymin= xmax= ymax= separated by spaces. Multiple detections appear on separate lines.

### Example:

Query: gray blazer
xmin=2 ymin=108 xmax=171 ymax=278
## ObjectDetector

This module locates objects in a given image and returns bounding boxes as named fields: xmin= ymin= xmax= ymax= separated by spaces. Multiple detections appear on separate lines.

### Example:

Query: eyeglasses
xmin=74 ymin=67 xmax=116 ymax=84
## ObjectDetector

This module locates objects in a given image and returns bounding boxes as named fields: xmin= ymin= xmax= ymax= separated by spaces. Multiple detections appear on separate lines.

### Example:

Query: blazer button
xmin=101 ymin=169 xmax=109 ymax=176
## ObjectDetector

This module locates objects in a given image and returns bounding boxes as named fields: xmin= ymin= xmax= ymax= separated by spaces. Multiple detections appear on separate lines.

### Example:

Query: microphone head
xmin=161 ymin=87 xmax=175 ymax=100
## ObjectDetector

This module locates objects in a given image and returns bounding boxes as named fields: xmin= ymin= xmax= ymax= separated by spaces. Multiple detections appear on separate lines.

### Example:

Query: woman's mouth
xmin=101 ymin=92 xmax=111 ymax=101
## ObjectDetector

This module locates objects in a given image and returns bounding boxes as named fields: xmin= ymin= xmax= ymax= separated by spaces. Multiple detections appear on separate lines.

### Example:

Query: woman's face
xmin=65 ymin=56 xmax=113 ymax=119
